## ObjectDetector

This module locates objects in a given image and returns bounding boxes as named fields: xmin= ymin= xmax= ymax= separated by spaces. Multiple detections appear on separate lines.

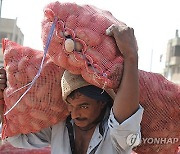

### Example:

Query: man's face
xmin=66 ymin=92 xmax=105 ymax=130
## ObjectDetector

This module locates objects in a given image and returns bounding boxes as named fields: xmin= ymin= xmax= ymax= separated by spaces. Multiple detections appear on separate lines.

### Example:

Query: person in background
xmin=0 ymin=24 xmax=144 ymax=154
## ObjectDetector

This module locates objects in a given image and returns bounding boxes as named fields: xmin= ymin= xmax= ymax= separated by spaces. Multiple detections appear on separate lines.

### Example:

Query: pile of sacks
xmin=1 ymin=2 xmax=179 ymax=153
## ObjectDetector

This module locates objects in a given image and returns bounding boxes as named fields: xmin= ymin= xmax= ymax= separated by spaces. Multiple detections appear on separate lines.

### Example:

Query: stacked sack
xmin=0 ymin=143 xmax=50 ymax=154
xmin=41 ymin=2 xmax=180 ymax=153
xmin=136 ymin=71 xmax=180 ymax=154
xmin=1 ymin=39 xmax=69 ymax=138
xmin=41 ymin=1 xmax=124 ymax=89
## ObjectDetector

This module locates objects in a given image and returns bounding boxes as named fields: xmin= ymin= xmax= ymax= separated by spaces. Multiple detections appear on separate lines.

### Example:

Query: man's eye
xmin=80 ymin=106 xmax=88 ymax=109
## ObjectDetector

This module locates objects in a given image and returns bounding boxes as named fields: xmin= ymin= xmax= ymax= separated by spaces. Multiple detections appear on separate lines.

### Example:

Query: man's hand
xmin=0 ymin=67 xmax=7 ymax=98
xmin=106 ymin=24 xmax=138 ymax=59
xmin=0 ymin=67 xmax=7 ymax=123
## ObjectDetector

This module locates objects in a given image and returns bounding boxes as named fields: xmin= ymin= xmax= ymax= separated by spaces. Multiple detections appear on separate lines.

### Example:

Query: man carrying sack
xmin=0 ymin=24 xmax=144 ymax=154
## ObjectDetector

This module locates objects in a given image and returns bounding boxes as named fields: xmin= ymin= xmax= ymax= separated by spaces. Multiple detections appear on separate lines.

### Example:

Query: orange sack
xmin=135 ymin=71 xmax=180 ymax=154
xmin=1 ymin=39 xmax=69 ymax=138
xmin=0 ymin=143 xmax=50 ymax=154
xmin=41 ymin=1 xmax=124 ymax=89
xmin=41 ymin=2 xmax=180 ymax=153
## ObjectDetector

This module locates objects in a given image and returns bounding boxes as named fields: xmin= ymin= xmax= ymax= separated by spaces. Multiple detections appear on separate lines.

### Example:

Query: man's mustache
xmin=74 ymin=117 xmax=87 ymax=121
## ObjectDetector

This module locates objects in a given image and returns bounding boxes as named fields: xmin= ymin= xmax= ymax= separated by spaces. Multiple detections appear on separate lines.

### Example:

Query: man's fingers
xmin=0 ymin=74 xmax=6 ymax=79
xmin=0 ymin=85 xmax=6 ymax=90
xmin=0 ymin=77 xmax=7 ymax=90
xmin=106 ymin=24 xmax=116 ymax=36
xmin=0 ymin=68 xmax=6 ymax=82
xmin=0 ymin=67 xmax=6 ymax=74
xmin=0 ymin=83 xmax=6 ymax=90
xmin=0 ymin=67 xmax=7 ymax=90
xmin=106 ymin=24 xmax=121 ymax=36
xmin=0 ymin=78 xmax=6 ymax=84
xmin=0 ymin=89 xmax=4 ymax=99
xmin=106 ymin=24 xmax=129 ymax=36
xmin=0 ymin=103 xmax=4 ymax=123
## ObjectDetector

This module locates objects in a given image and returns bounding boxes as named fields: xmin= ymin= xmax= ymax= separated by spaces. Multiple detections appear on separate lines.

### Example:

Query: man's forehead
xmin=66 ymin=92 xmax=98 ymax=106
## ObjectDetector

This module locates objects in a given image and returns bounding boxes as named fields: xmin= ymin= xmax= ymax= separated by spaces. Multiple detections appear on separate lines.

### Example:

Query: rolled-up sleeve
xmin=108 ymin=105 xmax=144 ymax=152
xmin=6 ymin=127 xmax=52 ymax=149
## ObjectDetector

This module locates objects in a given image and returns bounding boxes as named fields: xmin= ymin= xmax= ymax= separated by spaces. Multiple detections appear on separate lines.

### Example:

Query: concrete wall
xmin=0 ymin=18 xmax=24 ymax=66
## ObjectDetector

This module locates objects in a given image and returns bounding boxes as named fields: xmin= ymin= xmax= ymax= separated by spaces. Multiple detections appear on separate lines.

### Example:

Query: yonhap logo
xmin=126 ymin=134 xmax=179 ymax=146
xmin=126 ymin=133 xmax=141 ymax=146
xmin=141 ymin=137 xmax=179 ymax=145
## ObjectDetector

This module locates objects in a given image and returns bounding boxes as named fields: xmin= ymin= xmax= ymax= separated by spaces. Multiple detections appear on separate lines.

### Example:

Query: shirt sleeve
xmin=5 ymin=126 xmax=52 ymax=149
xmin=108 ymin=105 xmax=144 ymax=152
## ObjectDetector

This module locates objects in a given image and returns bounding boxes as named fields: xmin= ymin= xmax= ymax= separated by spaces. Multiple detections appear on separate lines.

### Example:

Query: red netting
xmin=41 ymin=2 xmax=180 ymax=153
xmin=41 ymin=1 xmax=125 ymax=89
xmin=0 ymin=143 xmax=50 ymax=154
xmin=134 ymin=71 xmax=180 ymax=154
xmin=1 ymin=39 xmax=69 ymax=138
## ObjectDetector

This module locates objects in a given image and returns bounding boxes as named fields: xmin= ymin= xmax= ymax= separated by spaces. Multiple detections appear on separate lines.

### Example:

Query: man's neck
xmin=74 ymin=123 xmax=96 ymax=154
xmin=75 ymin=123 xmax=97 ymax=132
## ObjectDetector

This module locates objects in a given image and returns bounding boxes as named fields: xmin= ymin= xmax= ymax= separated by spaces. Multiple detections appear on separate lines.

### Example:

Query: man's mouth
xmin=75 ymin=118 xmax=87 ymax=121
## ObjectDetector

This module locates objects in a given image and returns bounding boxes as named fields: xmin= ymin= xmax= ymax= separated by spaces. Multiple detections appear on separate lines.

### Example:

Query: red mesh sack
xmin=41 ymin=1 xmax=125 ymax=89
xmin=0 ymin=143 xmax=50 ymax=154
xmin=1 ymin=39 xmax=69 ymax=138
xmin=41 ymin=2 xmax=180 ymax=153
xmin=133 ymin=71 xmax=180 ymax=154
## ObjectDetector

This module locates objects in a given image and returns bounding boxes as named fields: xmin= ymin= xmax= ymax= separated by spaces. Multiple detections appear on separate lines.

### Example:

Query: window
xmin=15 ymin=35 xmax=18 ymax=43
xmin=0 ymin=32 xmax=7 ymax=41
xmin=172 ymin=45 xmax=180 ymax=57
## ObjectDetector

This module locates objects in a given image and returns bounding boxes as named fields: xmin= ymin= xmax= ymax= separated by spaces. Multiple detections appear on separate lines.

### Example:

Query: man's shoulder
xmin=51 ymin=120 xmax=66 ymax=129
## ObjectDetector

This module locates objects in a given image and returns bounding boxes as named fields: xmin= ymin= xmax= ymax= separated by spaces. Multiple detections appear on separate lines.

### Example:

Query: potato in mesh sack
xmin=41 ymin=1 xmax=124 ymax=89
xmin=0 ymin=143 xmax=50 ymax=154
xmin=41 ymin=2 xmax=180 ymax=153
xmin=133 ymin=70 xmax=180 ymax=154
xmin=1 ymin=39 xmax=69 ymax=138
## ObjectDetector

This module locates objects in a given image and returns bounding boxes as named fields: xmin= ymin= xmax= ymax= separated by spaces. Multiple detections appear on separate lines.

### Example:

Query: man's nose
xmin=70 ymin=108 xmax=80 ymax=119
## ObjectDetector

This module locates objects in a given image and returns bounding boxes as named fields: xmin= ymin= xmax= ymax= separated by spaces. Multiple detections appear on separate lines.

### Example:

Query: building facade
xmin=0 ymin=18 xmax=24 ymax=66
xmin=164 ymin=30 xmax=180 ymax=84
